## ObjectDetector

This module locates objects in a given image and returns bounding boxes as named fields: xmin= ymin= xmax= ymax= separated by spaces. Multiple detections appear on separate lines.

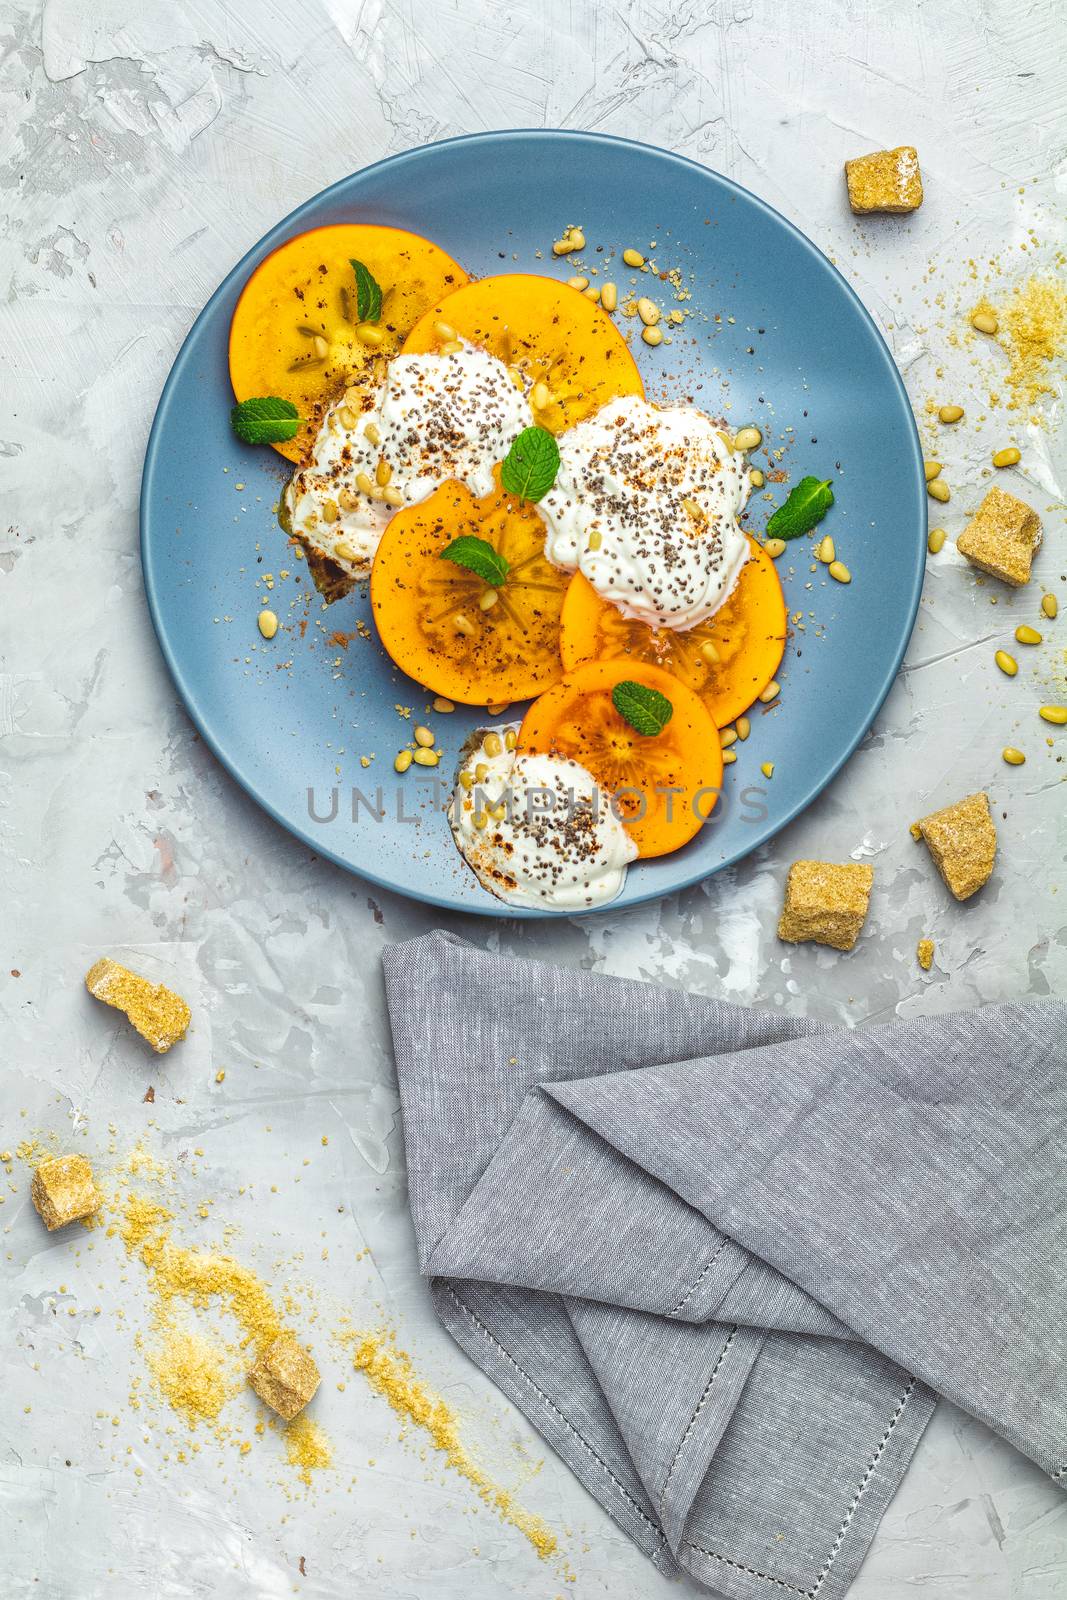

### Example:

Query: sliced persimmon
xmin=402 ymin=274 xmax=643 ymax=433
xmin=517 ymin=660 xmax=722 ymax=859
xmin=370 ymin=474 xmax=568 ymax=705
xmin=559 ymin=539 xmax=787 ymax=728
xmin=229 ymin=224 xmax=469 ymax=464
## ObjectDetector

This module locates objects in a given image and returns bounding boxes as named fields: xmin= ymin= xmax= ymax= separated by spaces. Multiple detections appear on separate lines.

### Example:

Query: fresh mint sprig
xmin=230 ymin=396 xmax=301 ymax=446
xmin=765 ymin=476 xmax=834 ymax=541
xmin=611 ymin=679 xmax=674 ymax=737
xmin=349 ymin=259 xmax=383 ymax=324
xmin=500 ymin=426 xmax=560 ymax=503
xmin=440 ymin=535 xmax=509 ymax=587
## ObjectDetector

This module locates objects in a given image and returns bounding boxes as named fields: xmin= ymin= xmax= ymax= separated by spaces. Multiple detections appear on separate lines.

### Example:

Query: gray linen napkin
xmin=383 ymin=931 xmax=1066 ymax=1599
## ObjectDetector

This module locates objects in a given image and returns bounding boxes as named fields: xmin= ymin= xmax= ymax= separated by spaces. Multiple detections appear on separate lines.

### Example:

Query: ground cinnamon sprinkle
xmin=347 ymin=1329 xmax=558 ymax=1561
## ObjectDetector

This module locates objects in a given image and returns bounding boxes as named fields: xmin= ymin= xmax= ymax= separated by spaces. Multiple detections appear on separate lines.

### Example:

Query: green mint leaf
xmin=440 ymin=535 xmax=509 ymax=587
xmin=764 ymin=476 xmax=835 ymax=541
xmin=611 ymin=679 xmax=674 ymax=737
xmin=349 ymin=259 xmax=383 ymax=324
xmin=500 ymin=426 xmax=560 ymax=502
xmin=231 ymin=396 xmax=301 ymax=446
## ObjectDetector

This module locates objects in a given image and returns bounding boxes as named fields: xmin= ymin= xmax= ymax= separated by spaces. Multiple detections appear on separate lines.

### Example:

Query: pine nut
xmin=413 ymin=747 xmax=439 ymax=767
xmin=531 ymin=382 xmax=552 ymax=410
xmin=992 ymin=447 xmax=1021 ymax=468
xmin=487 ymin=701 xmax=509 ymax=716
xmin=334 ymin=540 xmax=357 ymax=562
xmin=567 ymin=275 xmax=589 ymax=290
xmin=458 ymin=769 xmax=473 ymax=790
xmin=817 ymin=536 xmax=835 ymax=563
xmin=337 ymin=406 xmax=357 ymax=430
xmin=927 ymin=527 xmax=946 ymax=554
xmin=357 ymin=324 xmax=384 ymax=347
xmin=1002 ymin=747 xmax=1026 ymax=765
xmin=473 ymin=811 xmax=488 ymax=830
xmin=750 ymin=469 xmax=765 ymax=488
xmin=439 ymin=340 xmax=463 ymax=355
xmin=700 ymin=640 xmax=721 ymax=664
xmin=375 ymin=458 xmax=392 ymax=487
xmin=828 ymin=560 xmax=851 ymax=583
xmin=454 ymin=613 xmax=475 ymax=636
xmin=569 ymin=229 xmax=585 ymax=250
xmin=434 ymin=321 xmax=458 ymax=341
xmin=1015 ymin=625 xmax=1042 ymax=645
xmin=504 ymin=728 xmax=518 ymax=751
xmin=382 ymin=486 xmax=403 ymax=508
xmin=924 ymin=460 xmax=942 ymax=481
xmin=394 ymin=750 xmax=412 ymax=773
xmin=600 ymin=282 xmax=618 ymax=312
xmin=622 ymin=248 xmax=645 ymax=268
xmin=483 ymin=732 xmax=503 ymax=758
xmin=971 ymin=310 xmax=998 ymax=335
xmin=584 ymin=285 xmax=600 ymax=302
xmin=760 ymin=762 xmax=774 ymax=778
xmin=927 ymin=479 xmax=950 ymax=503
xmin=722 ymin=749 xmax=737 ymax=765
xmin=636 ymin=297 xmax=660 ymax=326
xmin=322 ymin=499 xmax=339 ymax=524
xmin=479 ymin=589 xmax=499 ymax=611
xmin=587 ymin=530 xmax=603 ymax=551
xmin=488 ymin=803 xmax=507 ymax=822
xmin=763 ymin=537 xmax=787 ymax=558
xmin=938 ymin=404 xmax=964 ymax=423
xmin=720 ymin=727 xmax=737 ymax=748
xmin=312 ymin=334 xmax=329 ymax=360
xmin=413 ymin=725 xmax=434 ymax=747
xmin=995 ymin=650 xmax=1017 ymax=676
xmin=758 ymin=680 xmax=780 ymax=703
xmin=733 ymin=426 xmax=762 ymax=452
xmin=736 ymin=715 xmax=750 ymax=741
xmin=433 ymin=696 xmax=455 ymax=713
xmin=1041 ymin=593 xmax=1058 ymax=619
xmin=475 ymin=763 xmax=489 ymax=782
xmin=338 ymin=487 xmax=360 ymax=512
xmin=355 ymin=471 xmax=375 ymax=497
xmin=364 ymin=421 xmax=381 ymax=446
xmin=641 ymin=325 xmax=663 ymax=347
xmin=258 ymin=609 xmax=278 ymax=640
xmin=1039 ymin=705 xmax=1067 ymax=725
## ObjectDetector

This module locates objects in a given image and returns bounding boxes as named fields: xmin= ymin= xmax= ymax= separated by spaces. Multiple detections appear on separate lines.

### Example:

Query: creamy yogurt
xmin=448 ymin=729 xmax=637 ymax=911
xmin=284 ymin=348 xmax=533 ymax=579
xmin=536 ymin=394 xmax=752 ymax=631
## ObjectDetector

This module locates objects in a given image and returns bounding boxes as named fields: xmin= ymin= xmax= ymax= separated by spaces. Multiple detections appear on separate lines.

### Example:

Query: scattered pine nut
xmin=600 ymin=282 xmax=618 ymax=312
xmin=486 ymin=702 xmax=509 ymax=716
xmin=971 ymin=310 xmax=998 ymax=335
xmin=927 ymin=527 xmax=946 ymax=554
xmin=924 ymin=460 xmax=942 ymax=481
xmin=531 ymin=382 xmax=552 ymax=411
xmin=483 ymin=732 xmax=504 ymax=757
xmin=749 ymin=468 xmax=765 ymax=488
xmin=355 ymin=471 xmax=375 ymax=497
xmin=641 ymin=325 xmax=663 ymax=346
xmin=567 ymin=276 xmax=589 ymax=291
xmin=434 ymin=321 xmax=458 ymax=342
xmin=1041 ymin=593 xmax=1058 ymax=619
xmin=763 ymin=537 xmax=787 ymax=558
xmin=587 ymin=530 xmax=603 ymax=552
xmin=357 ymin=324 xmax=385 ymax=347
xmin=992 ymin=447 xmax=1021 ymax=468
xmin=994 ymin=650 xmax=1017 ymax=676
xmin=817 ymin=535 xmax=835 ymax=563
xmin=364 ymin=421 xmax=381 ymax=446
xmin=636 ymin=297 xmax=660 ymax=327
xmin=313 ymin=335 xmax=329 ymax=359
xmin=394 ymin=750 xmax=412 ymax=773
xmin=720 ymin=727 xmax=738 ymax=748
xmin=504 ymin=728 xmax=518 ymax=751
xmin=432 ymin=696 xmax=455 ymax=713
xmin=927 ymin=479 xmax=950 ymax=503
xmin=622 ymin=248 xmax=645 ymax=268
xmin=322 ymin=499 xmax=339 ymax=524
xmin=439 ymin=339 xmax=463 ymax=355
xmin=733 ymin=426 xmax=762 ymax=452
xmin=828 ymin=560 xmax=851 ymax=583
xmin=473 ymin=811 xmax=488 ymax=830
xmin=258 ymin=610 xmax=279 ymax=640
xmin=479 ymin=589 xmax=499 ymax=612
xmin=1039 ymin=705 xmax=1067 ymax=725
xmin=736 ymin=715 xmax=751 ymax=741
xmin=413 ymin=725 xmax=435 ymax=748
xmin=382 ymin=486 xmax=403 ymax=508
xmin=375 ymin=458 xmax=392 ymax=487
xmin=699 ymin=639 xmax=721 ymax=664
xmin=760 ymin=762 xmax=774 ymax=778
xmin=334 ymin=540 xmax=357 ymax=562
xmin=337 ymin=406 xmax=357 ymax=430
xmin=412 ymin=748 xmax=439 ymax=767
xmin=453 ymin=614 xmax=475 ymax=636
xmin=938 ymin=404 xmax=964 ymax=423
xmin=1002 ymin=747 xmax=1026 ymax=765
xmin=1014 ymin=625 xmax=1042 ymax=645
xmin=583 ymin=285 xmax=600 ymax=302
xmin=722 ymin=749 xmax=737 ymax=765
xmin=758 ymin=680 xmax=780 ymax=703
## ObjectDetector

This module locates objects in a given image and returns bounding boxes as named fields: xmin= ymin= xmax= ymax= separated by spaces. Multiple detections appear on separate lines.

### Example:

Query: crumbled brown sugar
xmin=916 ymin=792 xmax=997 ymax=902
xmin=844 ymin=147 xmax=923 ymax=215
xmin=956 ymin=486 xmax=1042 ymax=587
xmin=916 ymin=938 xmax=935 ymax=971
xmin=31 ymin=1154 xmax=101 ymax=1230
xmin=777 ymin=860 xmax=874 ymax=952
xmin=248 ymin=1332 xmax=321 ymax=1420
xmin=85 ymin=958 xmax=191 ymax=1054
xmin=997 ymin=276 xmax=1067 ymax=415
xmin=285 ymin=1413 xmax=333 ymax=1484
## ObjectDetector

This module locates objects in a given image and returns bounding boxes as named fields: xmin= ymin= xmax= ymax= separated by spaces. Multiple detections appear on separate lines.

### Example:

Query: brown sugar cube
xmin=777 ymin=861 xmax=874 ymax=952
xmin=85 ymin=958 xmax=191 ymax=1054
xmin=248 ymin=1333 xmax=320 ymax=1420
xmin=916 ymin=791 xmax=996 ymax=901
xmin=956 ymin=486 xmax=1042 ymax=586
xmin=844 ymin=147 xmax=923 ymax=214
xmin=916 ymin=938 xmax=935 ymax=971
xmin=31 ymin=1155 xmax=101 ymax=1231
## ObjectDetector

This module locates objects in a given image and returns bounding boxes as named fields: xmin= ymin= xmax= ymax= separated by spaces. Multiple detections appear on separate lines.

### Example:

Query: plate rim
xmin=140 ymin=127 xmax=926 ymax=919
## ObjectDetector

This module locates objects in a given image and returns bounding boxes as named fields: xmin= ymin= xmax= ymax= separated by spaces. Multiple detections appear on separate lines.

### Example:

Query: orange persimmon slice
xmin=559 ymin=539 xmax=787 ymax=728
xmin=517 ymin=660 xmax=722 ymax=859
xmin=402 ymin=274 xmax=643 ymax=433
xmin=370 ymin=474 xmax=569 ymax=705
xmin=229 ymin=224 xmax=469 ymax=464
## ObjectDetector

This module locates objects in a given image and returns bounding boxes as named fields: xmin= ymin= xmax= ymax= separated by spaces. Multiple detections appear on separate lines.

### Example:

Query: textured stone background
xmin=2 ymin=0 xmax=1065 ymax=1595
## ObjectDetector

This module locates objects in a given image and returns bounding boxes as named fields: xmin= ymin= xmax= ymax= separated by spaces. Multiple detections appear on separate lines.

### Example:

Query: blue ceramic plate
xmin=141 ymin=131 xmax=925 ymax=917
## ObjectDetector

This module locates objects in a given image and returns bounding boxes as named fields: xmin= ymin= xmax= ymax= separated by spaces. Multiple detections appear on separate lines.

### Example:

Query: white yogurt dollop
xmin=285 ymin=349 xmax=533 ymax=578
xmin=448 ymin=730 xmax=637 ymax=912
xmin=537 ymin=394 xmax=751 ymax=632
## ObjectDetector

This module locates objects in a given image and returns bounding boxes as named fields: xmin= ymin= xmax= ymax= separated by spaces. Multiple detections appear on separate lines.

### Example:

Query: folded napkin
xmin=383 ymin=931 xmax=1066 ymax=1598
